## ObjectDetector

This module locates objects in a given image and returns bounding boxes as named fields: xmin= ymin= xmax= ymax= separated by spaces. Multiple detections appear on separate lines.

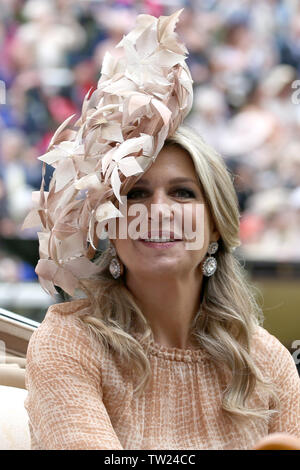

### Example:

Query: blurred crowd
xmin=1 ymin=0 xmax=300 ymax=283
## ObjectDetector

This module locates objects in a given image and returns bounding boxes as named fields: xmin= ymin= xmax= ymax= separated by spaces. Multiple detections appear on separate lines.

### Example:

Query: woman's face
xmin=111 ymin=144 xmax=219 ymax=280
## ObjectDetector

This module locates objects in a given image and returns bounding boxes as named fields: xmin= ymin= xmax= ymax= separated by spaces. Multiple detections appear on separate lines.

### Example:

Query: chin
xmin=132 ymin=259 xmax=187 ymax=278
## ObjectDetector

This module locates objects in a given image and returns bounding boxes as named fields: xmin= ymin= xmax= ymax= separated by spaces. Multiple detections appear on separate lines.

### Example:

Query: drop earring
xmin=108 ymin=244 xmax=124 ymax=279
xmin=202 ymin=241 xmax=218 ymax=277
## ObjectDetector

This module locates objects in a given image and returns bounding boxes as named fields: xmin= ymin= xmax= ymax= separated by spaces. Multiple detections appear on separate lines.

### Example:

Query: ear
xmin=108 ymin=238 xmax=116 ymax=249
xmin=211 ymin=229 xmax=220 ymax=243
xmin=210 ymin=219 xmax=220 ymax=243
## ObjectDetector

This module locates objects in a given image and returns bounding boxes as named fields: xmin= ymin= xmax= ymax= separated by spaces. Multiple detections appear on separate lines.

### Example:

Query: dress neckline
xmin=133 ymin=332 xmax=207 ymax=363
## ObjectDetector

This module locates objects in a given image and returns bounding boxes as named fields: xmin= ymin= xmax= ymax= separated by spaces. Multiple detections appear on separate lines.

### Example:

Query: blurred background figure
xmin=0 ymin=0 xmax=299 ymax=356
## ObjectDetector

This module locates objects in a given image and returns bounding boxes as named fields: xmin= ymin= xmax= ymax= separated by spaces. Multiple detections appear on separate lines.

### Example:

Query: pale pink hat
xmin=23 ymin=9 xmax=193 ymax=296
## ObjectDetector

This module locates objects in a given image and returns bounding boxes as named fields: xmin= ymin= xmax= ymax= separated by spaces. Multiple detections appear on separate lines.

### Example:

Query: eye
xmin=172 ymin=188 xmax=196 ymax=199
xmin=126 ymin=188 xmax=148 ymax=200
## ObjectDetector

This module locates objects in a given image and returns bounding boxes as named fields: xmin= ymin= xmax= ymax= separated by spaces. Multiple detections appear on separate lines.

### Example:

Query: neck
xmin=125 ymin=271 xmax=203 ymax=350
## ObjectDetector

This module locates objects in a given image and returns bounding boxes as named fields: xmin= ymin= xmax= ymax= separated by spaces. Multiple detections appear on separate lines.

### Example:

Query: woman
xmin=24 ymin=11 xmax=300 ymax=450
xmin=24 ymin=125 xmax=300 ymax=450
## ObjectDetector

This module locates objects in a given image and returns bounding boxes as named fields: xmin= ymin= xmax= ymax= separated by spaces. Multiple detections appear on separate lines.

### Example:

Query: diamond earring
xmin=108 ymin=244 xmax=124 ymax=279
xmin=202 ymin=241 xmax=218 ymax=277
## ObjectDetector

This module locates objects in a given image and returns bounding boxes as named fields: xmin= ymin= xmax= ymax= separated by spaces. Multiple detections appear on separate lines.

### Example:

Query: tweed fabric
xmin=24 ymin=299 xmax=300 ymax=450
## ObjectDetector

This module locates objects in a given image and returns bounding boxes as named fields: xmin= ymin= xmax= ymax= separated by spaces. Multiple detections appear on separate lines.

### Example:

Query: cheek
xmin=113 ymin=215 xmax=139 ymax=266
xmin=182 ymin=203 xmax=207 ymax=233
xmin=116 ymin=204 xmax=149 ymax=239
xmin=113 ymin=238 xmax=131 ymax=267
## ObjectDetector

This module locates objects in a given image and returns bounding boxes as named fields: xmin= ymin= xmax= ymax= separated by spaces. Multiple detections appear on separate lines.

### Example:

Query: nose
xmin=148 ymin=189 xmax=175 ymax=223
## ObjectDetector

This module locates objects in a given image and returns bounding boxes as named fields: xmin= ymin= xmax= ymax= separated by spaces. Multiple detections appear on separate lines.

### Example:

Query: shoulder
xmin=30 ymin=298 xmax=92 ymax=339
xmin=34 ymin=297 xmax=91 ymax=330
xmin=251 ymin=325 xmax=298 ymax=381
xmin=44 ymin=297 xmax=92 ymax=322
xmin=26 ymin=298 xmax=102 ymax=367
xmin=251 ymin=325 xmax=288 ymax=358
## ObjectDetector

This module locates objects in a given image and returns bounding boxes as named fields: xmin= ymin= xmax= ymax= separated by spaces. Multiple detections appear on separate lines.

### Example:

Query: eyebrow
xmin=135 ymin=177 xmax=199 ymax=186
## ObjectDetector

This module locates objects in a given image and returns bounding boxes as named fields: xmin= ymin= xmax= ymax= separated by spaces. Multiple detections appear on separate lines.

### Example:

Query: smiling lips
xmin=138 ymin=231 xmax=183 ymax=242
xmin=138 ymin=231 xmax=183 ymax=248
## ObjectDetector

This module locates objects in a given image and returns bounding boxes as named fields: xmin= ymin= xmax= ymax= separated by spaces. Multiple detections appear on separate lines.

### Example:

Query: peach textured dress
xmin=24 ymin=299 xmax=300 ymax=450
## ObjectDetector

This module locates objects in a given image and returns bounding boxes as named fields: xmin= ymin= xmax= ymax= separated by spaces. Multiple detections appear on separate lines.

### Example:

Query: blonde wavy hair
xmin=77 ymin=125 xmax=279 ymax=423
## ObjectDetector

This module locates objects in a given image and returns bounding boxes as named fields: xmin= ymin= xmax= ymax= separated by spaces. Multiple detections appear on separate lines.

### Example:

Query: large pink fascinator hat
xmin=23 ymin=9 xmax=193 ymax=296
